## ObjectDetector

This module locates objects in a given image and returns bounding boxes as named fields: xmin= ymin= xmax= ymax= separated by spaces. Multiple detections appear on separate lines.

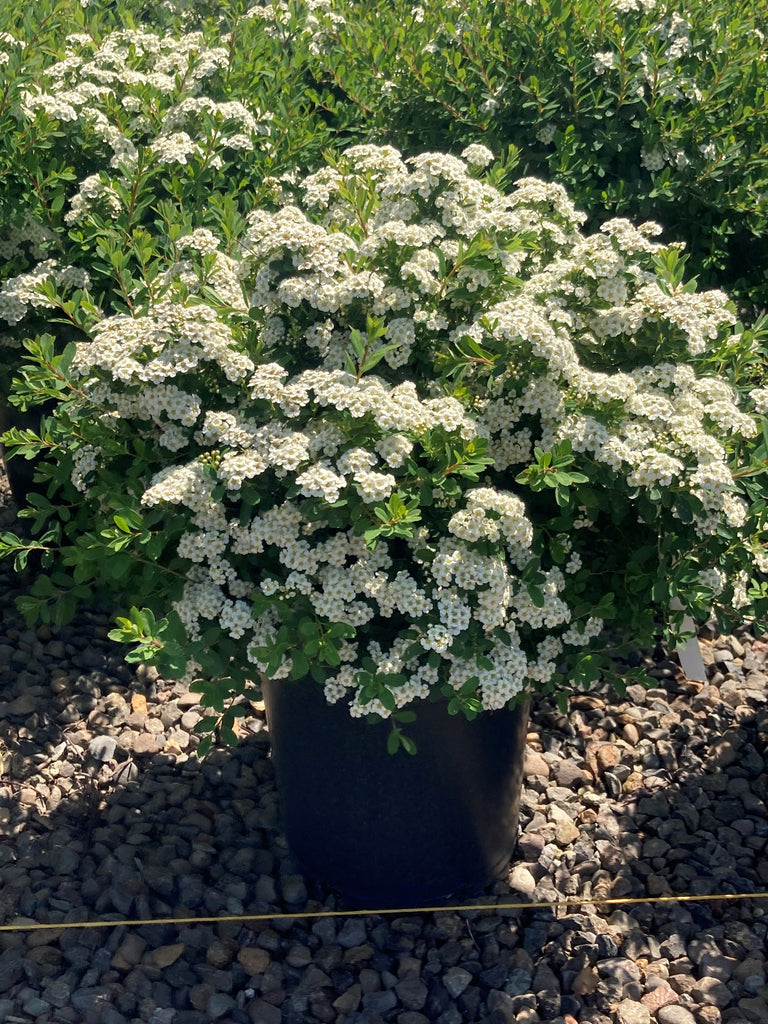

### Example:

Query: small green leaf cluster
xmin=250 ymin=604 xmax=355 ymax=681
xmin=515 ymin=440 xmax=589 ymax=509
xmin=362 ymin=492 xmax=422 ymax=551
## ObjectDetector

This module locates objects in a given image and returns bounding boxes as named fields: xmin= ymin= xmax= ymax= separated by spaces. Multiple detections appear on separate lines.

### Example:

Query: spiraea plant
xmin=2 ymin=142 xmax=767 ymax=751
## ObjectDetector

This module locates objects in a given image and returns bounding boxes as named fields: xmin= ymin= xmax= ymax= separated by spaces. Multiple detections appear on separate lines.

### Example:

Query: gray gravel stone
xmin=21 ymin=994 xmax=52 ymax=1016
xmin=146 ymin=1011 xmax=177 ymax=1024
xmin=362 ymin=988 xmax=398 ymax=1013
xmin=41 ymin=979 xmax=71 ymax=1008
xmin=657 ymin=1007 xmax=697 ymax=1024
xmin=395 ymin=973 xmax=429 ymax=1010
xmin=442 ymin=966 xmax=473 ymax=998
xmin=337 ymin=918 xmax=368 ymax=949
xmin=599 ymin=958 xmax=642 ymax=985
xmin=101 ymin=1010 xmax=129 ymax=1024
xmin=508 ymin=863 xmax=537 ymax=894
xmin=280 ymin=874 xmax=307 ymax=903
xmin=208 ymin=992 xmax=236 ymax=1019
xmin=71 ymin=986 xmax=114 ymax=1018
xmin=0 ymin=955 xmax=24 ymax=992
xmin=613 ymin=1003 xmax=650 ymax=1024
xmin=691 ymin=977 xmax=734 ymax=1008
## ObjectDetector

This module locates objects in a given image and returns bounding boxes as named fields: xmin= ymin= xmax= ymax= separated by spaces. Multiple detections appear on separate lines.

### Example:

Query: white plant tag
xmin=671 ymin=598 xmax=707 ymax=682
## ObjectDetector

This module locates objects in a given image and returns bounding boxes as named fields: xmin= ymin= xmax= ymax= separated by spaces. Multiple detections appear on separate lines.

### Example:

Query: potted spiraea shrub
xmin=3 ymin=144 xmax=767 ymax=906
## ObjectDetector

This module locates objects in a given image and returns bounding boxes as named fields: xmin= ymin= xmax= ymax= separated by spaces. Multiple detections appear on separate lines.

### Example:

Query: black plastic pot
xmin=263 ymin=677 xmax=530 ymax=908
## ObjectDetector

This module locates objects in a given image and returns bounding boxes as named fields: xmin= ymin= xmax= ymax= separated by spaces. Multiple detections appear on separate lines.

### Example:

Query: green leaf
xmin=460 ymin=676 xmax=480 ymax=696
xmin=220 ymin=725 xmax=238 ymax=746
xmin=528 ymin=586 xmax=545 ymax=607
xmin=290 ymin=650 xmax=309 ymax=678
xmin=320 ymin=641 xmax=341 ymax=666
xmin=193 ymin=717 xmax=219 ymax=734
xmin=196 ymin=736 xmax=213 ymax=758
xmin=349 ymin=328 xmax=366 ymax=358
xmin=401 ymin=735 xmax=417 ymax=755
xmin=395 ymin=710 xmax=417 ymax=724
xmin=361 ymin=343 xmax=400 ymax=372
xmin=378 ymin=686 xmax=396 ymax=712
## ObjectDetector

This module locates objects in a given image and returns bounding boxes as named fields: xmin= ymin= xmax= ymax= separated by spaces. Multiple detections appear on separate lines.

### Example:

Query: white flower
xmin=697 ymin=567 xmax=726 ymax=596
xmin=640 ymin=146 xmax=666 ymax=172
xmin=535 ymin=124 xmax=557 ymax=145
xmin=750 ymin=388 xmax=768 ymax=416
xmin=375 ymin=434 xmax=414 ymax=468
xmin=593 ymin=51 xmax=616 ymax=75
xmin=461 ymin=143 xmax=494 ymax=168
xmin=352 ymin=470 xmax=397 ymax=503
xmin=295 ymin=461 xmax=347 ymax=503
xmin=699 ymin=142 xmax=717 ymax=162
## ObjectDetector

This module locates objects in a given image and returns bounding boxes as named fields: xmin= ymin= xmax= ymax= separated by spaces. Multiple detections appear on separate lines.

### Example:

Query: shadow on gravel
xmin=2 ymin=649 xmax=768 ymax=1023
xmin=2 ymin=494 xmax=768 ymax=1021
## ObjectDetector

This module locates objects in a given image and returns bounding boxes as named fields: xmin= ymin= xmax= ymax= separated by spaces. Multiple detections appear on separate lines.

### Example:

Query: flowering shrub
xmin=3 ymin=143 xmax=767 ymax=751
xmin=0 ymin=0 xmax=347 ymax=387
xmin=302 ymin=0 xmax=768 ymax=314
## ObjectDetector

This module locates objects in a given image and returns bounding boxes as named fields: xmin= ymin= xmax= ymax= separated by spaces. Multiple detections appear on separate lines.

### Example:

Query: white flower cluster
xmin=44 ymin=143 xmax=761 ymax=718
xmin=656 ymin=13 xmax=692 ymax=60
xmin=70 ymin=444 xmax=99 ymax=492
xmin=16 ymin=24 xmax=269 ymax=230
xmin=593 ymin=51 xmax=617 ymax=76
xmin=72 ymin=300 xmax=254 ymax=387
xmin=640 ymin=146 xmax=666 ymax=172
xmin=22 ymin=27 xmax=228 ymax=120
xmin=0 ymin=31 xmax=21 ymax=66
xmin=592 ymin=0 xmax=747 ymax=139
xmin=750 ymin=388 xmax=768 ymax=416
xmin=0 ymin=216 xmax=53 ymax=265
xmin=175 ymin=235 xmax=249 ymax=312
xmin=460 ymin=143 xmax=495 ymax=168
xmin=535 ymin=124 xmax=557 ymax=145
xmin=0 ymin=261 xmax=90 ymax=325
xmin=65 ymin=174 xmax=122 ymax=227
xmin=244 ymin=0 xmax=345 ymax=55
xmin=448 ymin=488 xmax=533 ymax=560
xmin=161 ymin=96 xmax=268 ymax=139
xmin=248 ymin=366 xmax=474 ymax=438
xmin=149 ymin=97 xmax=271 ymax=166
xmin=612 ymin=0 xmax=657 ymax=11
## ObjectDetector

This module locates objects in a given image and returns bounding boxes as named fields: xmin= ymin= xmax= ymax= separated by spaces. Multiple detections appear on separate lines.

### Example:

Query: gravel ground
xmin=1 ymin=468 xmax=768 ymax=1024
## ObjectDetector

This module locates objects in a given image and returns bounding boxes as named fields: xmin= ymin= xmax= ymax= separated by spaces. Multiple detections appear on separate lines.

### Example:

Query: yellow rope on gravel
xmin=2 ymin=889 xmax=768 ymax=932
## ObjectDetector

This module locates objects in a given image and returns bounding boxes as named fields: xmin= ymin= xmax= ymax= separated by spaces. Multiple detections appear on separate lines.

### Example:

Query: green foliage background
xmin=3 ymin=0 xmax=767 ymax=318
xmin=307 ymin=0 xmax=768 ymax=314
